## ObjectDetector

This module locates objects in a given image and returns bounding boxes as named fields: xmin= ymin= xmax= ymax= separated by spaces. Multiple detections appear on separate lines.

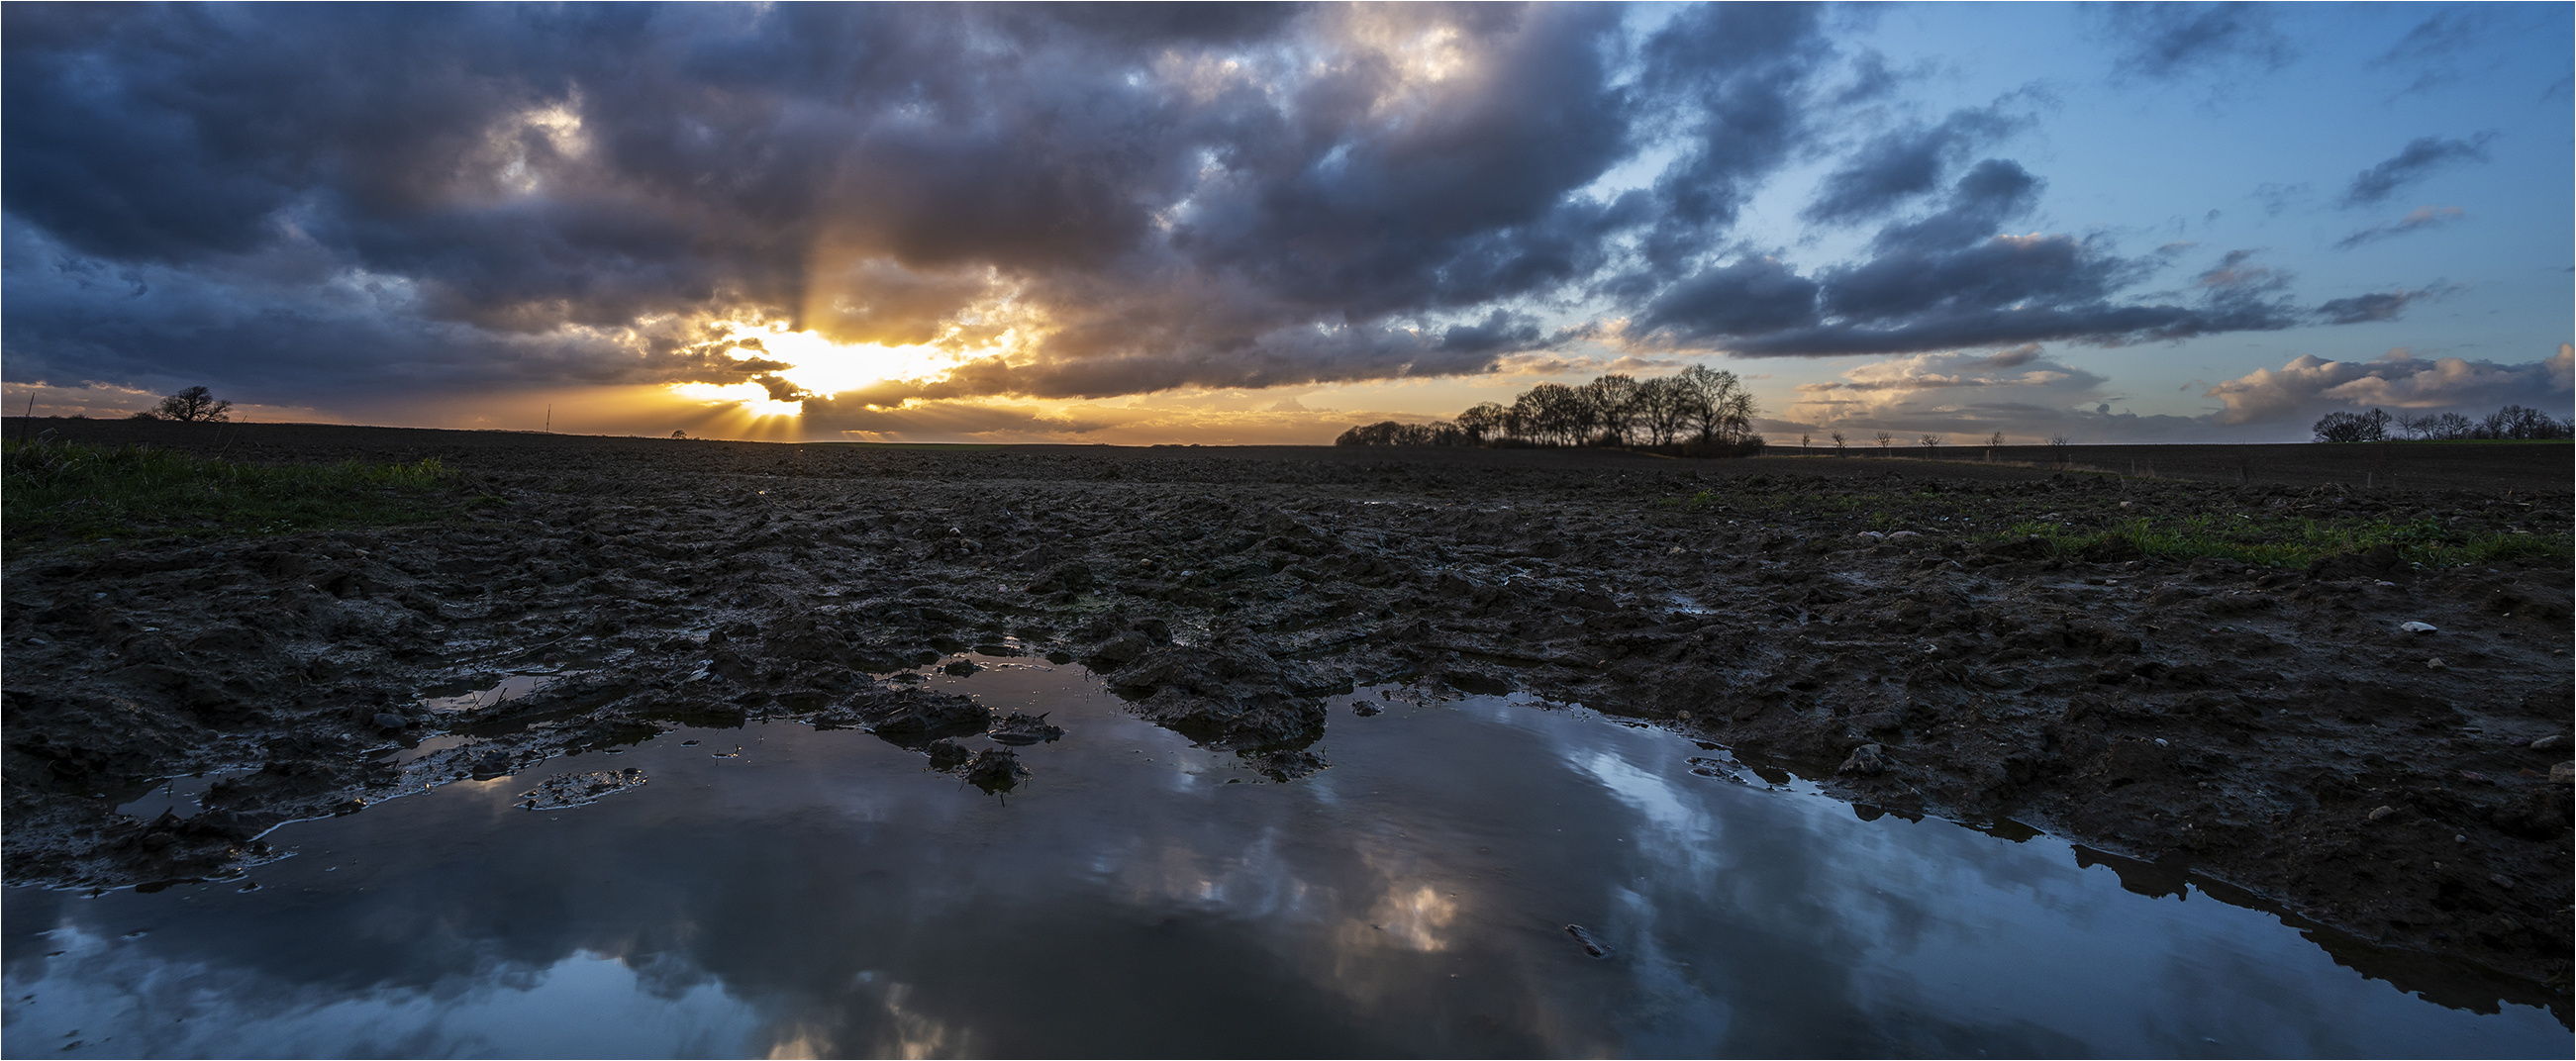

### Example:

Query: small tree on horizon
xmin=1919 ymin=434 xmax=1941 ymax=455
xmin=1830 ymin=430 xmax=1847 ymax=455
xmin=1874 ymin=431 xmax=1894 ymax=454
xmin=154 ymin=386 xmax=232 ymax=423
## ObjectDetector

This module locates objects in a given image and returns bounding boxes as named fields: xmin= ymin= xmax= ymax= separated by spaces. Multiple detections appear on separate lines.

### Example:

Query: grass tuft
xmin=4 ymin=440 xmax=492 ymax=549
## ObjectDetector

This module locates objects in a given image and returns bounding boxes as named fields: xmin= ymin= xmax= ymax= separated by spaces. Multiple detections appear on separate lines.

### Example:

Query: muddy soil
xmin=5 ymin=423 xmax=2570 ymax=998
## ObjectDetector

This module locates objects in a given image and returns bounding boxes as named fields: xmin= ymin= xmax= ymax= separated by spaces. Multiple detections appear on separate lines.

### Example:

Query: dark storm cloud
xmin=2339 ymin=135 xmax=2495 ymax=207
xmin=2099 ymin=2 xmax=2291 ymax=82
xmin=0 ymin=3 xmax=2417 ymax=407
xmin=1800 ymin=105 xmax=2027 ymax=226
xmin=1641 ymin=165 xmax=2302 ymax=357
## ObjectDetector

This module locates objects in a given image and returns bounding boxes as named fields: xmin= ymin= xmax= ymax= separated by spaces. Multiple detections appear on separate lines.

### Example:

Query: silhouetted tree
xmin=2312 ymin=408 xmax=2391 ymax=442
xmin=1585 ymin=374 xmax=1641 ymax=445
xmin=154 ymin=386 xmax=231 ymax=423
xmin=1455 ymin=403 xmax=1508 ymax=443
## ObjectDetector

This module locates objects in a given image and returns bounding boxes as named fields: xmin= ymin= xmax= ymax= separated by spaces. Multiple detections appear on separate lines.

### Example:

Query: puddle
xmin=6 ymin=661 xmax=2564 ymax=1058
xmin=415 ymin=673 xmax=560 ymax=713
xmin=111 ymin=771 xmax=258 ymax=821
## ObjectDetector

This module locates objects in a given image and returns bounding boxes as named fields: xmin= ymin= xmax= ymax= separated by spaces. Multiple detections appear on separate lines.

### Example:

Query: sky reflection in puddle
xmin=5 ymin=662 xmax=2563 ymax=1058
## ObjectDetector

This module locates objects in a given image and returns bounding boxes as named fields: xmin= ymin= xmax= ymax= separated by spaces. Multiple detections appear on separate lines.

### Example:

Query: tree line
xmin=2313 ymin=404 xmax=2571 ymax=443
xmin=1338 ymin=366 xmax=1759 ymax=449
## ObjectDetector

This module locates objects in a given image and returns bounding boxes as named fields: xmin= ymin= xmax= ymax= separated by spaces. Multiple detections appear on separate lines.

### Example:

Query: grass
xmin=1994 ymin=514 xmax=2571 ymax=569
xmin=1653 ymin=481 xmax=2569 ymax=569
xmin=3 ymin=440 xmax=493 ymax=549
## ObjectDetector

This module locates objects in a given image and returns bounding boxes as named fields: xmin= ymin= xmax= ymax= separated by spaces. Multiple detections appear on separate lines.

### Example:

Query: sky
xmin=3 ymin=2 xmax=2568 ymax=444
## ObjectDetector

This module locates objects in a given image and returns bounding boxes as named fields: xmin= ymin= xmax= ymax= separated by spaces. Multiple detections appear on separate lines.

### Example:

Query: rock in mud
xmin=1838 ymin=744 xmax=1891 ymax=776
xmin=1563 ymin=923 xmax=1613 ymax=959
xmin=1110 ymin=638 xmax=1327 ymax=747
xmin=518 ymin=768 xmax=647 ymax=811
xmin=924 ymin=738 xmax=970 ymax=771
xmin=987 ymin=711 xmax=1063 ymax=746
xmin=856 ymin=689 xmax=991 ymax=744
xmin=962 ymin=747 xmax=1028 ymax=794
xmin=1245 ymin=746 xmax=1327 ymax=781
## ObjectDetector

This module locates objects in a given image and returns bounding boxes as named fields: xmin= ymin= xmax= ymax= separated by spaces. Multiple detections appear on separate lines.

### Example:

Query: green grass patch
xmin=1993 ymin=514 xmax=2571 ymax=568
xmin=4 ymin=440 xmax=493 ymax=549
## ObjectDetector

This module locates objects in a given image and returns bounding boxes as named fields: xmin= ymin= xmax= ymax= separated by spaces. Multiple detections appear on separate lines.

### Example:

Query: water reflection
xmin=5 ymin=662 xmax=2564 ymax=1058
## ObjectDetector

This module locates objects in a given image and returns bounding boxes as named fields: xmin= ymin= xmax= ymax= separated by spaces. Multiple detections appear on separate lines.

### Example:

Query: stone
xmin=962 ymin=747 xmax=1028 ymax=794
xmin=987 ymin=711 xmax=1064 ymax=746
xmin=2551 ymin=762 xmax=2574 ymax=785
xmin=2398 ymin=622 xmax=2437 ymax=633
xmin=2367 ymin=805 xmax=2398 ymax=821
xmin=2527 ymin=734 xmax=2567 ymax=753
xmin=1838 ymin=743 xmax=1890 ymax=776
xmin=1085 ymin=631 xmax=1152 ymax=668
xmin=924 ymin=738 xmax=969 ymax=771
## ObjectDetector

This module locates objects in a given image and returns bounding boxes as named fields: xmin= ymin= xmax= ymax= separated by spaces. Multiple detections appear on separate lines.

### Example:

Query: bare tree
xmin=1799 ymin=431 xmax=1812 ymax=451
xmin=1584 ymin=374 xmax=1641 ymax=446
xmin=671 ymin=430 xmax=689 ymax=438
xmin=1874 ymin=431 xmax=1894 ymax=454
xmin=1455 ymin=403 xmax=1509 ymax=444
xmin=2047 ymin=434 xmax=2070 ymax=467
xmin=1919 ymin=434 xmax=1941 ymax=455
xmin=1830 ymin=430 xmax=1847 ymax=455
xmin=154 ymin=386 xmax=232 ymax=423
xmin=1633 ymin=377 xmax=1689 ymax=445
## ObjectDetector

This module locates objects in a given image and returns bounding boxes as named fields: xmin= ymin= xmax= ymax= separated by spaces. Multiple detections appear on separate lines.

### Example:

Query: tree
xmin=671 ymin=430 xmax=689 ymax=438
xmin=1584 ymin=374 xmax=1640 ymax=445
xmin=155 ymin=386 xmax=232 ymax=423
xmin=1455 ymin=403 xmax=1508 ymax=443
xmin=1919 ymin=434 xmax=1941 ymax=454
xmin=1830 ymin=430 xmax=1847 ymax=455
xmin=2392 ymin=412 xmax=2431 ymax=440
xmin=1874 ymin=431 xmax=1894 ymax=454
xmin=1675 ymin=364 xmax=1751 ymax=443
xmin=2312 ymin=408 xmax=2390 ymax=443
xmin=1514 ymin=383 xmax=1584 ymax=445
xmin=2047 ymin=434 xmax=2071 ymax=467
xmin=1634 ymin=376 xmax=1690 ymax=445
xmin=1799 ymin=432 xmax=1812 ymax=451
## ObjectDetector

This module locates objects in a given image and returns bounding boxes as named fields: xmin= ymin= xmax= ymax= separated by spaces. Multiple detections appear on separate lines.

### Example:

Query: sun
xmin=668 ymin=381 xmax=804 ymax=418
xmin=664 ymin=323 xmax=994 ymax=417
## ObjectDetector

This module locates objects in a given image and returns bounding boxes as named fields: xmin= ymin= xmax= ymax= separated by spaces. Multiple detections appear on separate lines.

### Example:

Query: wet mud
xmin=2 ymin=424 xmax=2569 ymax=999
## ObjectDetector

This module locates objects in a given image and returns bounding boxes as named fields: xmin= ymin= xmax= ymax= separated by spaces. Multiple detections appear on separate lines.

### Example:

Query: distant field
xmin=4 ymin=419 xmax=2567 ymax=494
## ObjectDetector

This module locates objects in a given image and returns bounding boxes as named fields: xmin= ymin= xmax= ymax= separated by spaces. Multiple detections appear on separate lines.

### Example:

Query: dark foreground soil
xmin=6 ymin=422 xmax=2571 ymax=1013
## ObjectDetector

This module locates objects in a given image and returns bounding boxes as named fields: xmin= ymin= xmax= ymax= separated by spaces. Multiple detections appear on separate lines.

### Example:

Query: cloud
xmin=2339 ymin=135 xmax=2495 ymax=207
xmin=1638 ymin=171 xmax=2308 ymax=357
xmin=2312 ymin=283 xmax=2456 ymax=325
xmin=2333 ymin=206 xmax=2466 ymax=250
xmin=2099 ymin=3 xmax=2291 ymax=82
xmin=2372 ymin=7 xmax=2509 ymax=97
xmin=1772 ymin=345 xmax=2221 ymax=442
xmin=2203 ymin=345 xmax=2573 ymax=426
xmin=0 ymin=4 xmax=2464 ymax=419
xmin=1800 ymin=104 xmax=2029 ymax=226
